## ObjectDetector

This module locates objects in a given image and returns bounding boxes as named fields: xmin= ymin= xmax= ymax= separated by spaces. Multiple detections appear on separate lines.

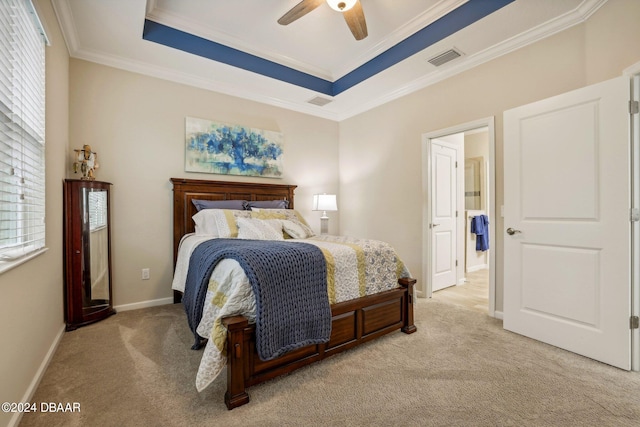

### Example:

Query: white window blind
xmin=0 ymin=0 xmax=47 ymax=261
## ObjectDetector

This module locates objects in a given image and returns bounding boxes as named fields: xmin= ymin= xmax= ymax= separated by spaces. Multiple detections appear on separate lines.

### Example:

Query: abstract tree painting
xmin=185 ymin=117 xmax=284 ymax=178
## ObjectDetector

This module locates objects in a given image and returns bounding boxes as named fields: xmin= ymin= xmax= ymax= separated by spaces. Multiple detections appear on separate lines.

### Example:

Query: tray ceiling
xmin=52 ymin=0 xmax=605 ymax=120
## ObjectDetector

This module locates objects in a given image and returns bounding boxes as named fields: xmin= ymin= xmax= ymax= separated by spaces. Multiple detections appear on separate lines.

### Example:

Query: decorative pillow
xmin=192 ymin=199 xmax=248 ymax=211
xmin=247 ymin=200 xmax=289 ymax=210
xmin=281 ymin=220 xmax=311 ymax=239
xmin=251 ymin=209 xmax=315 ymax=238
xmin=236 ymin=218 xmax=284 ymax=241
xmin=192 ymin=209 xmax=251 ymax=237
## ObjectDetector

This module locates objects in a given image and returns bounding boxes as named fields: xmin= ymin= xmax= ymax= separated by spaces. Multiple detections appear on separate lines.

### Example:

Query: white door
xmin=504 ymin=76 xmax=631 ymax=369
xmin=431 ymin=139 xmax=457 ymax=292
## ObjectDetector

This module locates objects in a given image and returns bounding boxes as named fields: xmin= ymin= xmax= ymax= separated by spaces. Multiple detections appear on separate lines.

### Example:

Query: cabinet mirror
xmin=83 ymin=187 xmax=109 ymax=308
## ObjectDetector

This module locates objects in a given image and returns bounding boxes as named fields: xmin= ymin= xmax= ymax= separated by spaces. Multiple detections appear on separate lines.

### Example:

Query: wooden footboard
xmin=222 ymin=277 xmax=416 ymax=410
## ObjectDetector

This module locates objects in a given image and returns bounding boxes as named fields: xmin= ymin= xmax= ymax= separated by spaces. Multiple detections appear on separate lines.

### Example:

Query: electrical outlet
xmin=142 ymin=268 xmax=150 ymax=280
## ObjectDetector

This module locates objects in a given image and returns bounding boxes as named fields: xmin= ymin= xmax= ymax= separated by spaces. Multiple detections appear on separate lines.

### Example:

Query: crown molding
xmin=51 ymin=0 xmax=80 ymax=54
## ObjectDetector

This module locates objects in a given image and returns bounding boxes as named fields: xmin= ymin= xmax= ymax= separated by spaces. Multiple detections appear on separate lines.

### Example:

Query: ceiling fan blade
xmin=343 ymin=0 xmax=367 ymax=40
xmin=278 ymin=0 xmax=325 ymax=25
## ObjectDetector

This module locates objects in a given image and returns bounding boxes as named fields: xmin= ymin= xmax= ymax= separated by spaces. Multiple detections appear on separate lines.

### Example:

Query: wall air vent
xmin=307 ymin=96 xmax=333 ymax=107
xmin=427 ymin=48 xmax=463 ymax=67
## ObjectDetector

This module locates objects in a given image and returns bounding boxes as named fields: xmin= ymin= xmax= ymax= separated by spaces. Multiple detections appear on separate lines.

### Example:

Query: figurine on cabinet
xmin=73 ymin=144 xmax=99 ymax=180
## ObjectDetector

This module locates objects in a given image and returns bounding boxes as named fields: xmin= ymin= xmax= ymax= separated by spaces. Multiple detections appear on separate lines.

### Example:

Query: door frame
xmin=624 ymin=61 xmax=640 ymax=371
xmin=421 ymin=117 xmax=497 ymax=317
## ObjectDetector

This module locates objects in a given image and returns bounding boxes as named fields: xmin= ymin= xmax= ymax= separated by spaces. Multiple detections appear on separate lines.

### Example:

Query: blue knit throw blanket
xmin=183 ymin=239 xmax=331 ymax=361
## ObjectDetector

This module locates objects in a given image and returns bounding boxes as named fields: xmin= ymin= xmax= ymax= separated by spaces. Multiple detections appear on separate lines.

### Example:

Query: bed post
xmin=223 ymin=315 xmax=250 ymax=409
xmin=399 ymin=277 xmax=417 ymax=334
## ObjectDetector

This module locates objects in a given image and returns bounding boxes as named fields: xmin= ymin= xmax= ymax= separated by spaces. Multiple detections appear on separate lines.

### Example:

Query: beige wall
xmin=338 ymin=0 xmax=640 ymax=310
xmin=68 ymin=60 xmax=340 ymax=307
xmin=0 ymin=1 xmax=69 ymax=426
xmin=464 ymin=131 xmax=489 ymax=161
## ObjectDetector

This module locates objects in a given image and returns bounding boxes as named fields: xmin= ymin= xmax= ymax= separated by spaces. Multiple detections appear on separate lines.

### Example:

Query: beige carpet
xmin=20 ymin=298 xmax=640 ymax=427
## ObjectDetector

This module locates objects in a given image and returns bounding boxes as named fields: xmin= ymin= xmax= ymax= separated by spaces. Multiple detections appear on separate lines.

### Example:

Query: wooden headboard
xmin=170 ymin=178 xmax=297 ymax=264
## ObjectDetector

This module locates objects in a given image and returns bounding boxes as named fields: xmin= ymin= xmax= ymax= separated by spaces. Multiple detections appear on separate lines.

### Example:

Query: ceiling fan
xmin=278 ymin=0 xmax=368 ymax=41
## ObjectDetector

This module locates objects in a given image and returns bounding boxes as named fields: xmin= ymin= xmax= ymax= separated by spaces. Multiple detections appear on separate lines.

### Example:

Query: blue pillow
xmin=191 ymin=199 xmax=248 ymax=211
xmin=247 ymin=200 xmax=289 ymax=210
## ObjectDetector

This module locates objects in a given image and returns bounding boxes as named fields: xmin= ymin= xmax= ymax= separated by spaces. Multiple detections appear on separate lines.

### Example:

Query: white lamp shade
xmin=326 ymin=0 xmax=357 ymax=12
xmin=313 ymin=194 xmax=338 ymax=212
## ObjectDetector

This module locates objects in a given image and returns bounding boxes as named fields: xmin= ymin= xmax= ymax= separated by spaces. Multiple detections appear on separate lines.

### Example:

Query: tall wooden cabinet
xmin=63 ymin=179 xmax=115 ymax=330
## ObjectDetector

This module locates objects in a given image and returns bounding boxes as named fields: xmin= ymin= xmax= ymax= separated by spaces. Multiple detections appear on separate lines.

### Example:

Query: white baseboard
xmin=466 ymin=264 xmax=489 ymax=273
xmin=114 ymin=297 xmax=174 ymax=312
xmin=494 ymin=310 xmax=504 ymax=320
xmin=9 ymin=323 xmax=66 ymax=427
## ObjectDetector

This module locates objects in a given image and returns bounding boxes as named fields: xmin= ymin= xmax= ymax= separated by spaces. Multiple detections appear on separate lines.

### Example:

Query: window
xmin=0 ymin=0 xmax=48 ymax=262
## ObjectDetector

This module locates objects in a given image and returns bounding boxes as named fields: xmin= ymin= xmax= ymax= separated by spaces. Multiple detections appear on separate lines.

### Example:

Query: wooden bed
xmin=171 ymin=178 xmax=417 ymax=409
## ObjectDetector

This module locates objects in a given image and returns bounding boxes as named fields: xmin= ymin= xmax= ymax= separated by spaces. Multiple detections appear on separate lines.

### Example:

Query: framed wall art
xmin=185 ymin=117 xmax=284 ymax=178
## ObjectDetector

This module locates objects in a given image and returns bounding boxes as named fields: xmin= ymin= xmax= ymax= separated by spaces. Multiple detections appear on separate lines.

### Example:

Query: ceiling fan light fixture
xmin=326 ymin=0 xmax=357 ymax=12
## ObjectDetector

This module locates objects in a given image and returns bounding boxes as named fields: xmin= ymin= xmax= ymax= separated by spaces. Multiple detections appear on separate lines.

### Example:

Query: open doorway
xmin=422 ymin=117 xmax=496 ymax=317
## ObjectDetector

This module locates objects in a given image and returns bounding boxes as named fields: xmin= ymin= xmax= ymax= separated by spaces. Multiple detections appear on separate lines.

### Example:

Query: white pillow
xmin=281 ymin=219 xmax=312 ymax=239
xmin=192 ymin=209 xmax=251 ymax=237
xmin=250 ymin=209 xmax=315 ymax=238
xmin=236 ymin=218 xmax=284 ymax=241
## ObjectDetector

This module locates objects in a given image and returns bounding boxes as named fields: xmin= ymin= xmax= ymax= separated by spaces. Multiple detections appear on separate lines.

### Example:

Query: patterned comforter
xmin=172 ymin=234 xmax=412 ymax=392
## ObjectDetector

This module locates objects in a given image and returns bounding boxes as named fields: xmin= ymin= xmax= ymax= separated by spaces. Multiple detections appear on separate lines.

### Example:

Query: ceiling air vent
xmin=427 ymin=48 xmax=463 ymax=67
xmin=307 ymin=96 xmax=333 ymax=107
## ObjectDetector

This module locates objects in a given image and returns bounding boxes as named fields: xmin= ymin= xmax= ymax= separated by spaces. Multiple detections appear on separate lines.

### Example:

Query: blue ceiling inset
xmin=143 ymin=0 xmax=514 ymax=97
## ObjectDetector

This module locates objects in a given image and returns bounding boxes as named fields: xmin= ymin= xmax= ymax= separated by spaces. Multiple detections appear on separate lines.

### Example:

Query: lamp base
xmin=320 ymin=216 xmax=329 ymax=235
